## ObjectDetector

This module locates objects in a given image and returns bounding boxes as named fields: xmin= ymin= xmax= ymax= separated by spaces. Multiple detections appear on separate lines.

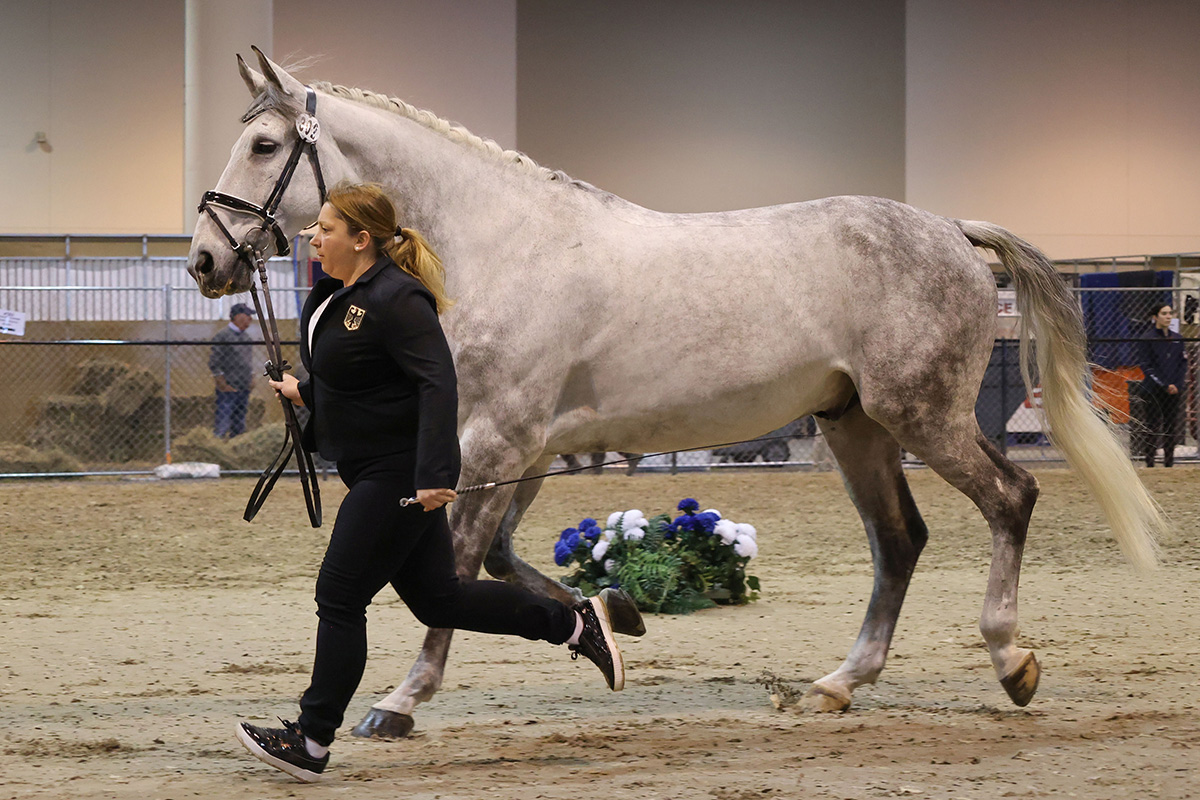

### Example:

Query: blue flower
xmin=564 ymin=530 xmax=581 ymax=550
xmin=582 ymin=525 xmax=602 ymax=541
xmin=678 ymin=498 xmax=700 ymax=513
xmin=558 ymin=526 xmax=579 ymax=542
xmin=673 ymin=513 xmax=696 ymax=532
xmin=553 ymin=540 xmax=573 ymax=566
xmin=695 ymin=511 xmax=720 ymax=533
xmin=579 ymin=517 xmax=598 ymax=529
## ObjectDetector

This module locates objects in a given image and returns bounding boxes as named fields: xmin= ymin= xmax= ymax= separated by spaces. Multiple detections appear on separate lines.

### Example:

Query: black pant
xmin=297 ymin=454 xmax=576 ymax=745
xmin=1142 ymin=388 xmax=1181 ymax=466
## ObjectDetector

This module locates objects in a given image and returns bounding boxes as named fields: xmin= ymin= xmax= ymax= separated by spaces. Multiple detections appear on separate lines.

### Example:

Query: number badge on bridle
xmin=296 ymin=113 xmax=321 ymax=144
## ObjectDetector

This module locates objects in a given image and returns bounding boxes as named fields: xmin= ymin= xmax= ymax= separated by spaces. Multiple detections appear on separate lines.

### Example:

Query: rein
xmin=197 ymin=86 xmax=327 ymax=528
xmin=396 ymin=433 xmax=803 ymax=507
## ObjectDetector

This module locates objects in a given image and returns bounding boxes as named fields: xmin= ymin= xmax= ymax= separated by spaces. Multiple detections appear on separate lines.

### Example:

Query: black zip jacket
xmin=1138 ymin=326 xmax=1187 ymax=391
xmin=296 ymin=255 xmax=460 ymax=490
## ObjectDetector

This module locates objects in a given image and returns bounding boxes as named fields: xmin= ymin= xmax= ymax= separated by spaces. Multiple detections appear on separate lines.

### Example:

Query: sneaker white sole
xmin=590 ymin=595 xmax=625 ymax=691
xmin=235 ymin=722 xmax=324 ymax=783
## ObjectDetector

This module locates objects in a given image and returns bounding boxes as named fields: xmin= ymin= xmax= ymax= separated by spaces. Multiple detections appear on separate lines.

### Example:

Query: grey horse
xmin=188 ymin=49 xmax=1163 ymax=737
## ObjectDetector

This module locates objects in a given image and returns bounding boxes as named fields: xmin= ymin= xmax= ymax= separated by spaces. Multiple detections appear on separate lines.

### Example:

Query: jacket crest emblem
xmin=344 ymin=305 xmax=366 ymax=331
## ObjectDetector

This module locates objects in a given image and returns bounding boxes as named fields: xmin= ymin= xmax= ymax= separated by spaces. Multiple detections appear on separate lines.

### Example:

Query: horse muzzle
xmin=187 ymin=248 xmax=250 ymax=297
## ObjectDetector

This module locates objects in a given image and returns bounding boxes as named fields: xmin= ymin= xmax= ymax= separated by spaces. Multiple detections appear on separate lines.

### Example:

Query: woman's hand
xmin=416 ymin=488 xmax=457 ymax=511
xmin=267 ymin=374 xmax=304 ymax=406
xmin=1168 ymin=384 xmax=1179 ymax=395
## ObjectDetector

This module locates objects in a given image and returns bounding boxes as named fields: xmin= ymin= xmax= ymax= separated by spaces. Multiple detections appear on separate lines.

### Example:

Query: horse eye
xmin=252 ymin=140 xmax=278 ymax=155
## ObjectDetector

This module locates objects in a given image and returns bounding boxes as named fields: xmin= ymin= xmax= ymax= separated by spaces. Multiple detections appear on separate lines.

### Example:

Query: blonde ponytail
xmin=325 ymin=182 xmax=455 ymax=314
xmin=385 ymin=229 xmax=454 ymax=314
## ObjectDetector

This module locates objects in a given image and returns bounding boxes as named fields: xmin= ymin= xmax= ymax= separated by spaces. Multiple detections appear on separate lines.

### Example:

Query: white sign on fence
xmin=0 ymin=309 xmax=26 ymax=336
xmin=997 ymin=289 xmax=1019 ymax=317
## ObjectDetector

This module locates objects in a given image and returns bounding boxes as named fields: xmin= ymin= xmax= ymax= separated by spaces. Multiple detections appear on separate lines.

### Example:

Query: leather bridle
xmin=197 ymin=86 xmax=327 ymax=528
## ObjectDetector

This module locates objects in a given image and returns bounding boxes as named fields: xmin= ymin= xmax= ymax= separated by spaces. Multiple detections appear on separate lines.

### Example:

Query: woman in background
xmin=1138 ymin=303 xmax=1187 ymax=467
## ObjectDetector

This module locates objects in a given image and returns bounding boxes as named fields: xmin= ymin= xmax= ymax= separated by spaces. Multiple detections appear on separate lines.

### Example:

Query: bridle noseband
xmin=197 ymin=85 xmax=327 ymax=528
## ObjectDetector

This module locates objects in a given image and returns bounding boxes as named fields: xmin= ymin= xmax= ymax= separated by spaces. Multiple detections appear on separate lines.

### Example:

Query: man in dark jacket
xmin=1138 ymin=303 xmax=1187 ymax=467
xmin=209 ymin=303 xmax=256 ymax=438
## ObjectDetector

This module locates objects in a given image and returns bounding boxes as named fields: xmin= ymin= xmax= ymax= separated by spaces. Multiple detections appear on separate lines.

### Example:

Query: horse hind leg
xmin=800 ymin=405 xmax=929 ymax=712
xmin=484 ymin=455 xmax=579 ymax=603
xmin=484 ymin=456 xmax=646 ymax=636
xmin=899 ymin=419 xmax=1041 ymax=707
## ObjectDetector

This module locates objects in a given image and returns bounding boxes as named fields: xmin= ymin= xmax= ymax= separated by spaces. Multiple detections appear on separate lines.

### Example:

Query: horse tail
xmin=955 ymin=219 xmax=1163 ymax=571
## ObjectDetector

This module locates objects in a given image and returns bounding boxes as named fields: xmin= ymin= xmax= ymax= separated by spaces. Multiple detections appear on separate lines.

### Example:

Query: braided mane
xmin=312 ymin=81 xmax=602 ymax=193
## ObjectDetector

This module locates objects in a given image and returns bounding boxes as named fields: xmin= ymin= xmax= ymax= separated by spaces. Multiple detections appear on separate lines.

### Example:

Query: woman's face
xmin=1154 ymin=306 xmax=1174 ymax=329
xmin=311 ymin=203 xmax=365 ymax=281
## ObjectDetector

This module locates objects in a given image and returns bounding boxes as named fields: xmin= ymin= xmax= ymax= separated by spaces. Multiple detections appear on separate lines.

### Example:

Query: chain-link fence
xmin=0 ymin=256 xmax=310 ymax=477
xmin=1 ymin=266 xmax=1196 ymax=476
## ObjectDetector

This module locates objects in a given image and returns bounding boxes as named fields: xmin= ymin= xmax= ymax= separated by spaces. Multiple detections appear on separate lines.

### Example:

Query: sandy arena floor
xmin=1 ymin=466 xmax=1198 ymax=799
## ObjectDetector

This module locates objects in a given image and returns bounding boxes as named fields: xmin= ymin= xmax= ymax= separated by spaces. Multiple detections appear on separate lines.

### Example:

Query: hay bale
xmin=229 ymin=423 xmax=294 ymax=470
xmin=163 ymin=395 xmax=267 ymax=435
xmin=0 ymin=444 xmax=82 ymax=474
xmin=29 ymin=396 xmax=122 ymax=460
xmin=174 ymin=424 xmax=294 ymax=471
xmin=71 ymin=360 xmax=133 ymax=396
xmin=101 ymin=368 xmax=162 ymax=417
xmin=172 ymin=428 xmax=237 ymax=470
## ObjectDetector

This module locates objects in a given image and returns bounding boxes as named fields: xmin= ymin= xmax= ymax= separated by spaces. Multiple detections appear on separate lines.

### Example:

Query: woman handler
xmin=235 ymin=183 xmax=624 ymax=782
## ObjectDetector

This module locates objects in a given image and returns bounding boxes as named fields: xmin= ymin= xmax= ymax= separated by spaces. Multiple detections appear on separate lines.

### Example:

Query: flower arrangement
xmin=554 ymin=498 xmax=760 ymax=614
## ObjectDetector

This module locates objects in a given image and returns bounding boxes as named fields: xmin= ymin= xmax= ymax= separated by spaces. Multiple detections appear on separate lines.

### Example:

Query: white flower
xmin=735 ymin=523 xmax=757 ymax=541
xmin=604 ymin=558 xmax=618 ymax=574
xmin=592 ymin=539 xmax=610 ymax=561
xmin=620 ymin=509 xmax=647 ymax=530
xmin=623 ymin=526 xmax=645 ymax=541
xmin=714 ymin=519 xmax=738 ymax=545
xmin=734 ymin=534 xmax=758 ymax=559
xmin=703 ymin=508 xmax=722 ymax=518
xmin=602 ymin=529 xmax=617 ymax=542
xmin=606 ymin=511 xmax=623 ymax=529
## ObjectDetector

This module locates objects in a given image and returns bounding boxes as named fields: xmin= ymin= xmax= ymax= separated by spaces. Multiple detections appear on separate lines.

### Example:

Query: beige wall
xmin=5 ymin=1 xmax=1200 ymax=261
xmin=516 ymin=0 xmax=906 ymax=213
xmin=274 ymin=0 xmax=517 ymax=149
xmin=907 ymin=0 xmax=1200 ymax=260
xmin=0 ymin=0 xmax=184 ymax=235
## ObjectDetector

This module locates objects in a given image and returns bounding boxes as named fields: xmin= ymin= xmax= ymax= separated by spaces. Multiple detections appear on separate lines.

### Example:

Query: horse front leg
xmin=351 ymin=426 xmax=541 ymax=739
xmin=352 ymin=627 xmax=454 ymax=738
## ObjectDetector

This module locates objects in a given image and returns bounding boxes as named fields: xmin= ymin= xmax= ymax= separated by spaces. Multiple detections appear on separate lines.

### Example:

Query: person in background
xmin=1138 ymin=303 xmax=1187 ymax=467
xmin=209 ymin=302 xmax=256 ymax=438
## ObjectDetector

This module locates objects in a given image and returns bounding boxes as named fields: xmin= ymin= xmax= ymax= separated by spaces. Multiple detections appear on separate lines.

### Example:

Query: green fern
xmin=616 ymin=548 xmax=681 ymax=613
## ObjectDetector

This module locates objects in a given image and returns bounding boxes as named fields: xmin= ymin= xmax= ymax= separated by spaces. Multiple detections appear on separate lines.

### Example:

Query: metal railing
xmin=0 ymin=266 xmax=1195 ymax=477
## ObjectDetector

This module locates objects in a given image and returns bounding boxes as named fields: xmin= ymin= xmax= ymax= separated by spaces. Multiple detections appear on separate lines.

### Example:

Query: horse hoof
xmin=351 ymin=708 xmax=415 ymax=739
xmin=600 ymin=587 xmax=646 ymax=637
xmin=1000 ymin=651 xmax=1040 ymax=707
xmin=797 ymin=684 xmax=852 ymax=713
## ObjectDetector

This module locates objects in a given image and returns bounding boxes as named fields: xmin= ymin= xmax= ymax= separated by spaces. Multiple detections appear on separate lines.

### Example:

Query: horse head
xmin=187 ymin=48 xmax=333 ymax=297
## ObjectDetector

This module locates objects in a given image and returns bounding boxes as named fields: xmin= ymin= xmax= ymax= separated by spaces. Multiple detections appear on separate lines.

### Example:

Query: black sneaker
xmin=235 ymin=718 xmax=328 ymax=783
xmin=569 ymin=595 xmax=625 ymax=691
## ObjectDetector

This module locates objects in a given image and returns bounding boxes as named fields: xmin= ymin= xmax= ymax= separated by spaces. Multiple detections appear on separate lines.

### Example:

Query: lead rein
xmin=395 ymin=433 xmax=801 ymax=507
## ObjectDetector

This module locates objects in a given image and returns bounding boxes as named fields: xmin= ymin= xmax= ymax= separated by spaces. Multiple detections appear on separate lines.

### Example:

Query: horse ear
xmin=250 ymin=44 xmax=306 ymax=100
xmin=238 ymin=53 xmax=267 ymax=96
